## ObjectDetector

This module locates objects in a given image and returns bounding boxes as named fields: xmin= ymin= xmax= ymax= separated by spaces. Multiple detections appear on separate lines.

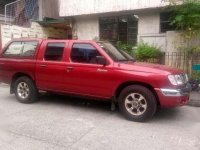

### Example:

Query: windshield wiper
xmin=129 ymin=58 xmax=136 ymax=62
xmin=118 ymin=59 xmax=135 ymax=62
xmin=118 ymin=59 xmax=129 ymax=61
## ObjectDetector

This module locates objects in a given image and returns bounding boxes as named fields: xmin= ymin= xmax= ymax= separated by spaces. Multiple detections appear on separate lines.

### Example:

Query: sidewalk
xmin=189 ymin=91 xmax=200 ymax=107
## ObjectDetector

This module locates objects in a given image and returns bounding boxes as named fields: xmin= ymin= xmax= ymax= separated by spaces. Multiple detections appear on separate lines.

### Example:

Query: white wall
xmin=60 ymin=0 xmax=169 ymax=17
xmin=74 ymin=16 xmax=99 ymax=40
xmin=137 ymin=12 xmax=167 ymax=52
xmin=72 ymin=12 xmax=186 ymax=53
xmin=73 ymin=12 xmax=167 ymax=51
xmin=138 ymin=13 xmax=160 ymax=35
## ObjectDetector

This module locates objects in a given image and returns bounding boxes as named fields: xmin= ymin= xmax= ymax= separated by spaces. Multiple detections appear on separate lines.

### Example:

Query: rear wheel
xmin=118 ymin=85 xmax=157 ymax=122
xmin=14 ymin=76 xmax=38 ymax=103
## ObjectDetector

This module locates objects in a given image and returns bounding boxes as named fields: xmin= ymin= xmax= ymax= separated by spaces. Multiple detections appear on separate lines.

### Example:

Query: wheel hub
xmin=132 ymin=101 xmax=139 ymax=107
xmin=125 ymin=93 xmax=147 ymax=116
xmin=17 ymin=82 xmax=30 ymax=99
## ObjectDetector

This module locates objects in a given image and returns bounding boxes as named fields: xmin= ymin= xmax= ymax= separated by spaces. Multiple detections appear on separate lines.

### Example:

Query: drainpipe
xmin=38 ymin=0 xmax=43 ymax=21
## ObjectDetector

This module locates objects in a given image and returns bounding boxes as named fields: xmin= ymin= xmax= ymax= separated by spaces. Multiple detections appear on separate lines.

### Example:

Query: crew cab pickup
xmin=0 ymin=39 xmax=191 ymax=122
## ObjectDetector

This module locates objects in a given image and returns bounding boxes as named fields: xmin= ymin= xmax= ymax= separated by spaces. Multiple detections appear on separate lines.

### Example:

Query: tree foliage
xmin=167 ymin=0 xmax=200 ymax=75
xmin=169 ymin=0 xmax=200 ymax=38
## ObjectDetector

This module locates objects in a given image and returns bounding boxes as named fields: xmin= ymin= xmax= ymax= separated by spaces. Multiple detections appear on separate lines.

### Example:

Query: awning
xmin=37 ymin=17 xmax=72 ymax=29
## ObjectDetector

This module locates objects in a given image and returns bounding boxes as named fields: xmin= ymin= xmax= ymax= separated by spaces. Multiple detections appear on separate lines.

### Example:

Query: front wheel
xmin=14 ymin=76 xmax=38 ymax=104
xmin=118 ymin=85 xmax=157 ymax=122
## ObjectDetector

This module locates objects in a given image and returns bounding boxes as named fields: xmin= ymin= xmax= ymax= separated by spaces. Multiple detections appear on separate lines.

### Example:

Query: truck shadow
xmin=152 ymin=108 xmax=182 ymax=122
xmin=39 ymin=92 xmax=183 ymax=122
xmin=39 ymin=92 xmax=111 ymax=112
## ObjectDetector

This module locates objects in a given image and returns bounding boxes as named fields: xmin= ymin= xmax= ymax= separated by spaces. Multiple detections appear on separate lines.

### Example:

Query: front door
xmin=64 ymin=42 xmax=114 ymax=98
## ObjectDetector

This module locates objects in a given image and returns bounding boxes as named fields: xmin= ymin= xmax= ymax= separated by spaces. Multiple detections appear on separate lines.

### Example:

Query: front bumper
xmin=155 ymin=84 xmax=191 ymax=107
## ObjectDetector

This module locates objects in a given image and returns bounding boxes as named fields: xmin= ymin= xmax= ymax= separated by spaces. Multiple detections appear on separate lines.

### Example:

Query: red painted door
xmin=63 ymin=42 xmax=115 ymax=98
xmin=35 ymin=41 xmax=67 ymax=91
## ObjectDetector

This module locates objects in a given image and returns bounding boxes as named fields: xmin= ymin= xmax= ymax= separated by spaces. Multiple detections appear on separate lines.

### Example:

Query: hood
xmin=115 ymin=61 xmax=183 ymax=75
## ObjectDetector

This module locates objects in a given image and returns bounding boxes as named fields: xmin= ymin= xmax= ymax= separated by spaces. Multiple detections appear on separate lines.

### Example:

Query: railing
xmin=140 ymin=52 xmax=200 ymax=73
xmin=5 ymin=0 xmax=39 ymax=26
xmin=164 ymin=52 xmax=200 ymax=72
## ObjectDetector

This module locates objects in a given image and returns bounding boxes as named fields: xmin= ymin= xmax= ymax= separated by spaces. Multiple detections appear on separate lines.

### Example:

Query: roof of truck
xmin=10 ymin=38 xmax=97 ymax=43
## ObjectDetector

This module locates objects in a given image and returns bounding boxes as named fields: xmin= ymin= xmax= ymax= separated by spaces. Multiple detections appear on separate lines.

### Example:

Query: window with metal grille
xmin=99 ymin=15 xmax=138 ymax=45
xmin=160 ymin=12 xmax=176 ymax=33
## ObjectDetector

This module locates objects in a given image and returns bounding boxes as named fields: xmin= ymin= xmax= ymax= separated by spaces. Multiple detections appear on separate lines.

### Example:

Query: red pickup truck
xmin=0 ymin=39 xmax=191 ymax=122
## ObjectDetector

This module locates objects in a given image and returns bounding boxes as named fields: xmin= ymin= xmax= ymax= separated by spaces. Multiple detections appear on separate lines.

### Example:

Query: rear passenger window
xmin=71 ymin=43 xmax=102 ymax=64
xmin=44 ymin=43 xmax=65 ymax=61
xmin=4 ymin=41 xmax=38 ymax=57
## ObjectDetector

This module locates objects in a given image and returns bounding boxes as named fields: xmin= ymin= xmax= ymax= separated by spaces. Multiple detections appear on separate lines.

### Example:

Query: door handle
xmin=97 ymin=68 xmax=108 ymax=72
xmin=40 ymin=64 xmax=47 ymax=68
xmin=67 ymin=67 xmax=73 ymax=70
xmin=66 ymin=67 xmax=74 ymax=72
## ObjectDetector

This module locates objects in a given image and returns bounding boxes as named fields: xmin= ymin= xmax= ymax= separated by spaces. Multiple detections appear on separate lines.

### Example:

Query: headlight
xmin=168 ymin=75 xmax=177 ymax=85
xmin=175 ymin=75 xmax=184 ymax=85
xmin=168 ymin=74 xmax=187 ymax=85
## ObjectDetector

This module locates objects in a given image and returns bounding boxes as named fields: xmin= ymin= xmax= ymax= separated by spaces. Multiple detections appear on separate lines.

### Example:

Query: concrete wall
xmin=60 ymin=0 xmax=169 ymax=17
xmin=0 ymin=22 xmax=67 ymax=48
xmin=138 ymin=13 xmax=160 ymax=34
xmin=70 ymin=11 xmax=188 ymax=54
xmin=137 ymin=12 xmax=167 ymax=52
xmin=72 ymin=12 xmax=168 ymax=52
xmin=73 ymin=16 xmax=99 ymax=40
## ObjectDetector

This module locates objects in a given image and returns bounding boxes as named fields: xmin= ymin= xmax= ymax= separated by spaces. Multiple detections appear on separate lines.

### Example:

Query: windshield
xmin=98 ymin=42 xmax=135 ymax=62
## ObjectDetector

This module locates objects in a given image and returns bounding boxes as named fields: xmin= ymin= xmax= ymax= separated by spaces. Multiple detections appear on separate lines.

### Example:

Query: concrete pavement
xmin=0 ymin=84 xmax=200 ymax=150
xmin=189 ymin=91 xmax=200 ymax=107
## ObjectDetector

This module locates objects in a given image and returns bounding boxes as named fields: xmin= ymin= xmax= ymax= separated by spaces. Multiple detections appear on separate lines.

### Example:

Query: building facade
xmin=59 ymin=0 xmax=183 ymax=52
xmin=0 ymin=0 xmax=69 ymax=49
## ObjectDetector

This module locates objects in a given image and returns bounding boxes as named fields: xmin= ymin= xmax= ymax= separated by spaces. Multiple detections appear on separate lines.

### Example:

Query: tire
xmin=118 ymin=85 xmax=157 ymax=122
xmin=14 ymin=76 xmax=38 ymax=104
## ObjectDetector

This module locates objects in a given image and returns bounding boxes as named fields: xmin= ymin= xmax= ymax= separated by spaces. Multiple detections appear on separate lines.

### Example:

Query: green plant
xmin=170 ymin=0 xmax=200 ymax=37
xmin=190 ymin=70 xmax=200 ymax=80
xmin=116 ymin=41 xmax=134 ymax=55
xmin=134 ymin=42 xmax=162 ymax=61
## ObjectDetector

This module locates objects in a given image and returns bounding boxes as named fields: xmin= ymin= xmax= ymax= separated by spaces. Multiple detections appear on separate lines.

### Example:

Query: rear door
xmin=35 ymin=41 xmax=67 ymax=91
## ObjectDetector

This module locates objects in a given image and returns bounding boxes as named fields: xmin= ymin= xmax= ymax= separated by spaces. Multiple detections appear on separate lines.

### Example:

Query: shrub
xmin=134 ymin=42 xmax=162 ymax=61
xmin=190 ymin=70 xmax=200 ymax=80
xmin=116 ymin=41 xmax=134 ymax=55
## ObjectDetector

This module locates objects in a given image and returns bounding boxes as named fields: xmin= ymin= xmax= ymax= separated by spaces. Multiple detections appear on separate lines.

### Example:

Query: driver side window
xmin=71 ymin=43 xmax=102 ymax=64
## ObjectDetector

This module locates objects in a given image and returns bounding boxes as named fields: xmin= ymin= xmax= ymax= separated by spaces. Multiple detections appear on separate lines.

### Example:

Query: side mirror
xmin=96 ymin=56 xmax=108 ymax=66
